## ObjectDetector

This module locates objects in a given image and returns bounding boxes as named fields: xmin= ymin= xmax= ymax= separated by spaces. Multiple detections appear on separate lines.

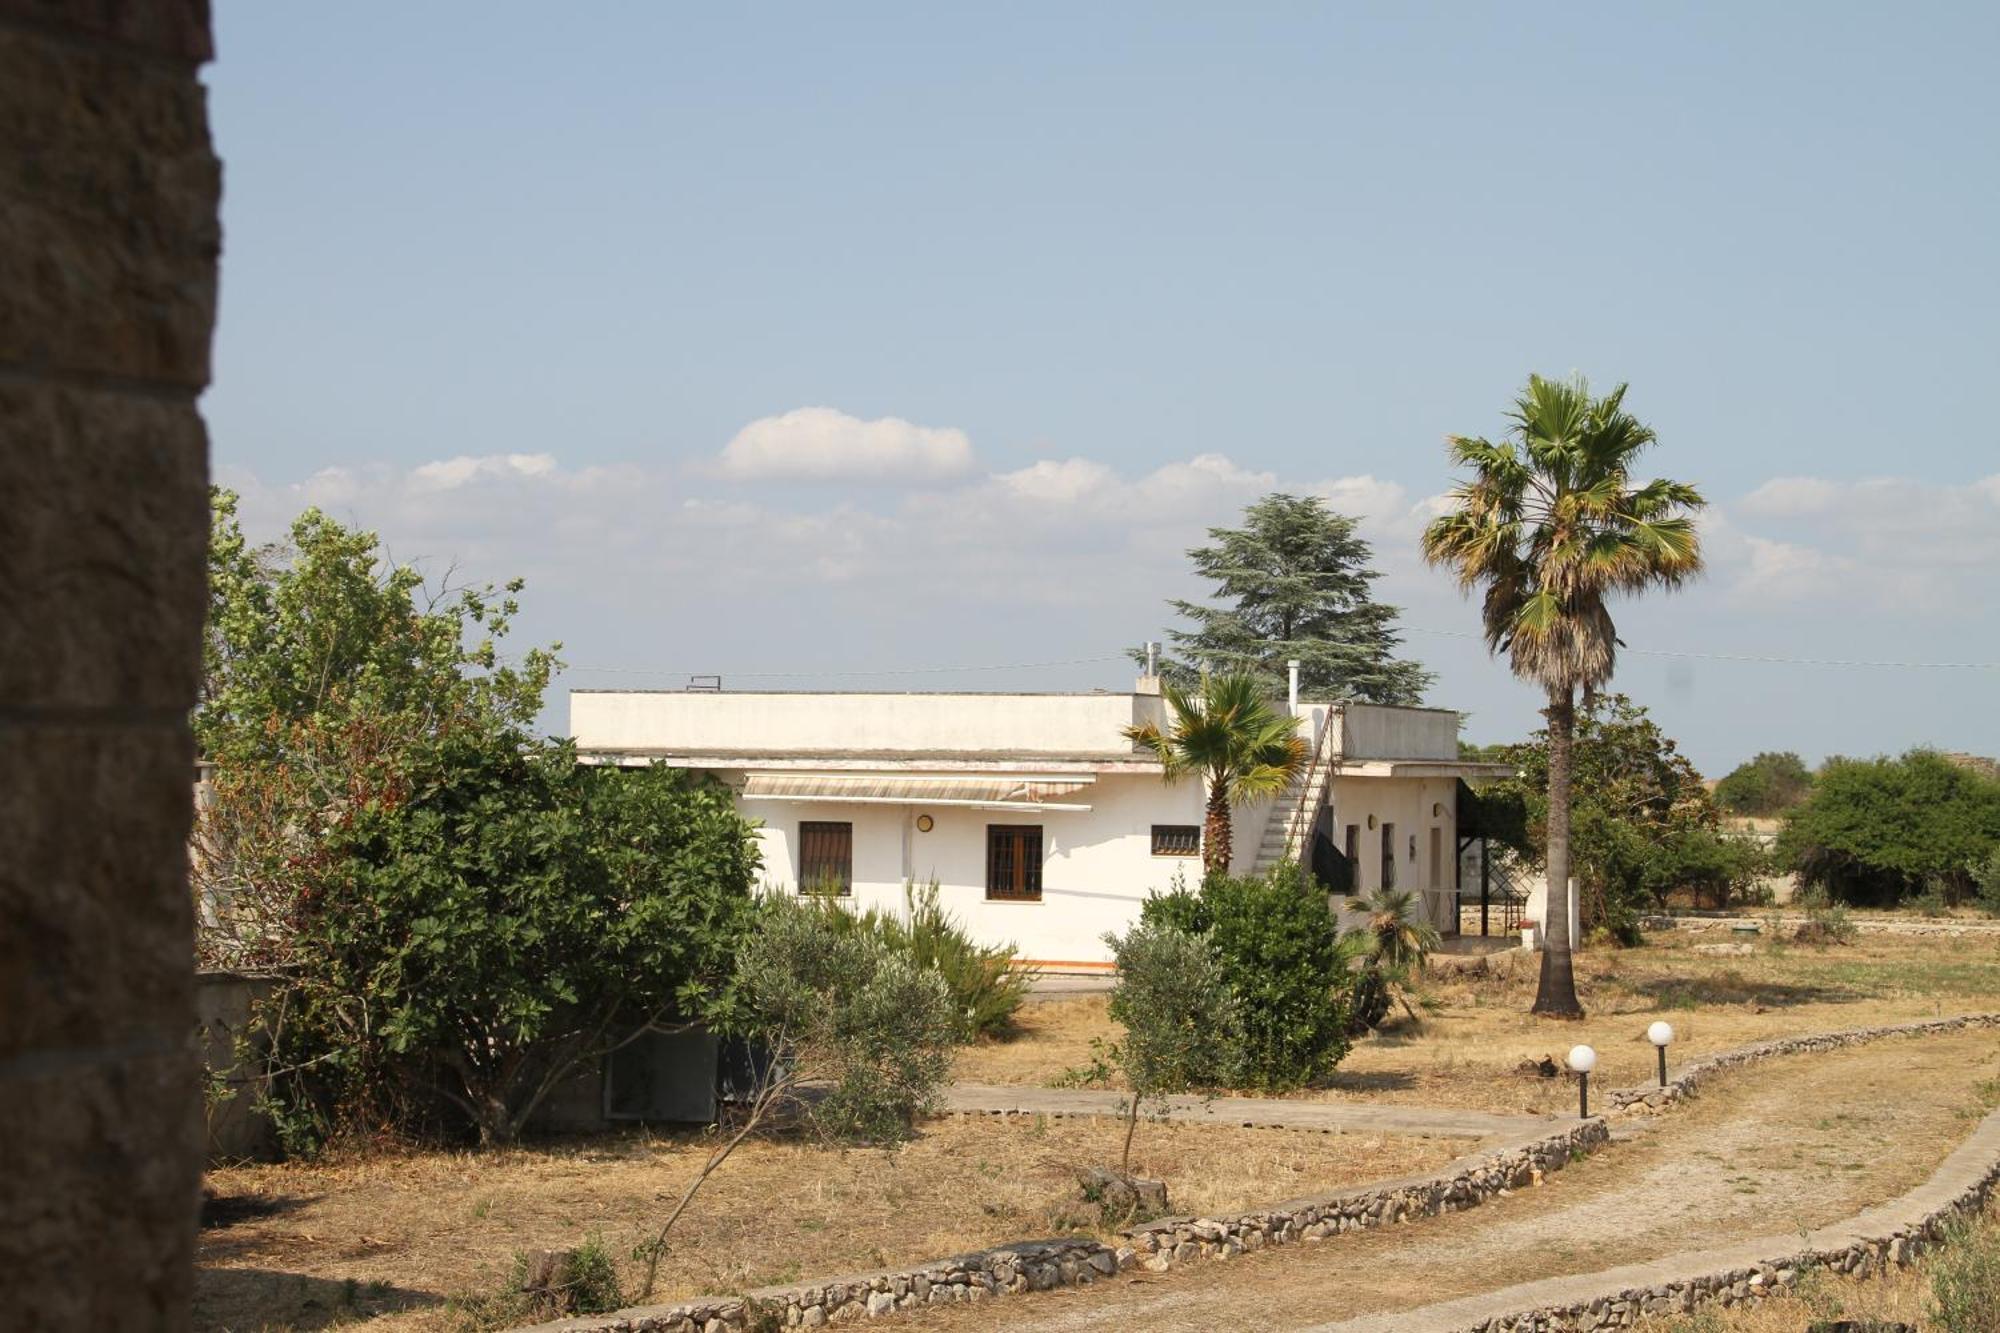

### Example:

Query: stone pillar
xmin=0 ymin=3 xmax=220 ymax=1329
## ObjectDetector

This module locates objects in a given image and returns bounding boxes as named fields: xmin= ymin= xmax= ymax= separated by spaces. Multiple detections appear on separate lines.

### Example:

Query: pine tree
xmin=1145 ymin=494 xmax=1432 ymax=705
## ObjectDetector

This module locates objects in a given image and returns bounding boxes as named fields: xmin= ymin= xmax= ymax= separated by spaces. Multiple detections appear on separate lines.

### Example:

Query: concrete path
xmin=943 ymin=1084 xmax=1558 ymax=1141
xmin=906 ymin=1030 xmax=2000 ymax=1332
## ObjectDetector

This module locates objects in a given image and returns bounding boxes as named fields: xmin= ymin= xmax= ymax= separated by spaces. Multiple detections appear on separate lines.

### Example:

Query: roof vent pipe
xmin=1288 ymin=659 xmax=1301 ymax=715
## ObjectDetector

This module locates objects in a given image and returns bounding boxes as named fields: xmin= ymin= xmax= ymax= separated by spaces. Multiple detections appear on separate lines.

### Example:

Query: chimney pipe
xmin=1287 ymin=659 xmax=1300 ymax=715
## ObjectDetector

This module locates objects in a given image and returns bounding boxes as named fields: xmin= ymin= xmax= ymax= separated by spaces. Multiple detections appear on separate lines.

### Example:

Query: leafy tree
xmin=1470 ymin=694 xmax=1755 ymax=937
xmin=1422 ymin=375 xmax=1705 ymax=1017
xmin=196 ymin=492 xmax=764 ymax=1150
xmin=1141 ymin=866 xmax=1351 ymax=1091
xmin=1099 ymin=919 xmax=1243 ymax=1174
xmin=1713 ymin=751 xmax=1813 ymax=816
xmin=1141 ymin=493 xmax=1432 ymax=705
xmin=636 ymin=896 xmax=958 ymax=1299
xmin=1124 ymin=672 xmax=1309 ymax=875
xmin=262 ymin=729 xmax=760 ymax=1148
xmin=1779 ymin=751 xmax=2000 ymax=906
xmin=194 ymin=490 xmax=559 ymax=968
xmin=199 ymin=488 xmax=552 ymax=766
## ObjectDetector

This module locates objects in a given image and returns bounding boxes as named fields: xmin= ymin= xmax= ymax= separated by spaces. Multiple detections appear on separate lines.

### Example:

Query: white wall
xmin=1337 ymin=704 xmax=1461 ymax=762
xmin=1325 ymin=773 xmax=1461 ymax=930
xmin=744 ymin=771 xmax=1249 ymax=966
xmin=573 ymin=691 xmax=1163 ymax=757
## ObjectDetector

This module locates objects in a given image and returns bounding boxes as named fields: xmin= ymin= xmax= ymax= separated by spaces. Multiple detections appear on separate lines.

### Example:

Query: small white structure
xmin=571 ymin=679 xmax=1511 ymax=970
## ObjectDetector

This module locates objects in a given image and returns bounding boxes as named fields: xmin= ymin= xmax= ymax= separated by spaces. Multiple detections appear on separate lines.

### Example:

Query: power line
xmin=537 ymin=634 xmax=2000 ymax=681
xmin=1399 ymin=625 xmax=2000 ymax=671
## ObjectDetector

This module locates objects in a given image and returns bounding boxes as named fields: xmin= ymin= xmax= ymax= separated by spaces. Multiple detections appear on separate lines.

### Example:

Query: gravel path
xmin=901 ymin=1028 xmax=2000 ymax=1333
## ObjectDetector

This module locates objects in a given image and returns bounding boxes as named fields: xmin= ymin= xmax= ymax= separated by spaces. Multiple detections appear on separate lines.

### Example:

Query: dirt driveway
xmin=898 ymin=1028 xmax=2000 ymax=1332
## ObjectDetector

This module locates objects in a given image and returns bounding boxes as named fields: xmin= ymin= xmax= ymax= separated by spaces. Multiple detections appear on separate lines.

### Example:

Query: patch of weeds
xmin=1929 ymin=1214 xmax=2000 ymax=1333
xmin=488 ymin=1236 xmax=623 ymax=1325
xmin=1660 ymin=1311 xmax=1723 ymax=1333
xmin=470 ymin=1197 xmax=491 ymax=1220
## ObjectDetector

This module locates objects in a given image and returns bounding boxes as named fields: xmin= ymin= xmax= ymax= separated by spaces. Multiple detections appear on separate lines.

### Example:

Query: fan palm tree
xmin=1421 ymin=375 xmax=1704 ymax=1018
xmin=1124 ymin=672 xmax=1309 ymax=877
xmin=1351 ymin=887 xmax=1442 ymax=977
xmin=1342 ymin=887 xmax=1442 ymax=1026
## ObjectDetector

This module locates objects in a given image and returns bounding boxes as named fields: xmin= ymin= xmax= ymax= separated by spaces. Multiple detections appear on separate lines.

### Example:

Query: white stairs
xmin=1249 ymin=757 xmax=1330 ymax=877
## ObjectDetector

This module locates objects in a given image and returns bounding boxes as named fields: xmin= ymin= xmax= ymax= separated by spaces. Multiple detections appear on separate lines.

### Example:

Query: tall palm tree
xmin=1421 ymin=375 xmax=1704 ymax=1018
xmin=1124 ymin=672 xmax=1309 ymax=877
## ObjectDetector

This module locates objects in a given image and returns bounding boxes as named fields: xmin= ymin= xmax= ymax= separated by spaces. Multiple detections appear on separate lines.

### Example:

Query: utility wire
xmin=539 ymin=636 xmax=2000 ymax=680
xmin=1398 ymin=625 xmax=2000 ymax=671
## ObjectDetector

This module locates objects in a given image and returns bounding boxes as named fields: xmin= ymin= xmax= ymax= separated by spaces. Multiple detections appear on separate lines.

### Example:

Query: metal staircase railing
xmin=1280 ymin=706 xmax=1340 ymax=870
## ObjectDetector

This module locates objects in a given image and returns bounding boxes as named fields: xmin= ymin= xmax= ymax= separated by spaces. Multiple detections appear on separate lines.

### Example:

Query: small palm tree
xmin=1353 ymin=887 xmax=1441 ymax=976
xmin=1422 ymin=374 xmax=1704 ymax=1018
xmin=1124 ymin=672 xmax=1308 ymax=877
xmin=1342 ymin=888 xmax=1441 ymax=1025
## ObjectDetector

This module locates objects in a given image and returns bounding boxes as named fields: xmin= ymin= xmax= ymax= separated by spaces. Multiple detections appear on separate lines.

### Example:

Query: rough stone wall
xmin=1605 ymin=1013 xmax=2000 ymax=1115
xmin=0 ymin=2 xmax=219 ymax=1328
xmin=510 ymin=1120 xmax=1610 ymax=1333
xmin=1465 ymin=1105 xmax=2000 ymax=1332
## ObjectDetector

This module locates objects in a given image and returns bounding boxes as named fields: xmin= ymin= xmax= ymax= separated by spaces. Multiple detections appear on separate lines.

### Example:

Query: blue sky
xmin=203 ymin=3 xmax=2000 ymax=773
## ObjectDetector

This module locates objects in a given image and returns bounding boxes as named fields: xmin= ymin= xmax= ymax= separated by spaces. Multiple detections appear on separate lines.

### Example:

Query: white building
xmin=571 ymin=680 xmax=1512 ymax=970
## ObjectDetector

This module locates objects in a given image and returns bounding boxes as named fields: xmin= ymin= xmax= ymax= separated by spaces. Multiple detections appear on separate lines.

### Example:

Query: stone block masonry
xmin=0 ymin=2 xmax=219 ymax=1328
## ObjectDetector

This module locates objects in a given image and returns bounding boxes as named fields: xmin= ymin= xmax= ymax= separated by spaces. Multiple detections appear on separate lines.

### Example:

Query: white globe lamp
xmin=1647 ymin=1021 xmax=1675 ymax=1088
xmin=1568 ymin=1044 xmax=1598 ymax=1118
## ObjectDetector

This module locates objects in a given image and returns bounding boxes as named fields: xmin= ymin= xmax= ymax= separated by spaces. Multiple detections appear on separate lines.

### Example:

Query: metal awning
xmin=739 ymin=773 xmax=1096 ymax=811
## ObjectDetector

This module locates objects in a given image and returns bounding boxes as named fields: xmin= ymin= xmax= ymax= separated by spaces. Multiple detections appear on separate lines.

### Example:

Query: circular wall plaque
xmin=915 ymin=814 xmax=934 ymax=833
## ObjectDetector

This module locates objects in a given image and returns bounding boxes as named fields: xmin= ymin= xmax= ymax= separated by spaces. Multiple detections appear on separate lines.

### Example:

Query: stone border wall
xmin=514 ymin=1121 xmax=1607 ymax=1332
xmin=515 ymin=1014 xmax=2000 ymax=1333
xmin=1603 ymin=1012 xmax=2000 ymax=1115
xmin=1642 ymin=912 xmax=2000 ymax=938
xmin=1455 ymin=1105 xmax=2000 ymax=1331
xmin=1119 ymin=1120 xmax=1606 ymax=1272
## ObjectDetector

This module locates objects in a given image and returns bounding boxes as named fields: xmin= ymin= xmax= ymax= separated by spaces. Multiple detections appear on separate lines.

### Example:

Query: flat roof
xmin=571 ymin=688 xmax=1464 ymax=715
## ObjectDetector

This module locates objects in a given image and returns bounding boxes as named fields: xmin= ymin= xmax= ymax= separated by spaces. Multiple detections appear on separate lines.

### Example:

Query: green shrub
xmin=1141 ymin=865 xmax=1351 ymax=1091
xmin=1780 ymin=750 xmax=2000 ymax=906
xmin=729 ymin=894 xmax=959 ymax=1144
xmin=1797 ymin=886 xmax=1857 ymax=947
xmin=503 ymin=1237 xmax=623 ymax=1322
xmin=802 ymin=882 xmax=1033 ymax=1041
xmin=1929 ymin=1214 xmax=2000 ymax=1333
xmin=1101 ymin=918 xmax=1244 ymax=1172
xmin=1974 ymin=849 xmax=2000 ymax=918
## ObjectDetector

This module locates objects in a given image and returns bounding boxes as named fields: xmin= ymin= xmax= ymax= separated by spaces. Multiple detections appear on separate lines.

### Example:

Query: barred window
xmin=986 ymin=825 xmax=1043 ymax=901
xmin=798 ymin=821 xmax=852 ymax=895
xmin=1150 ymin=824 xmax=1201 ymax=857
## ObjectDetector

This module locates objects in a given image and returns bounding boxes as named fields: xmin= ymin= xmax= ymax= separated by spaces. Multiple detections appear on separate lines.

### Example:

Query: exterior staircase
xmin=1249 ymin=751 xmax=1332 ymax=877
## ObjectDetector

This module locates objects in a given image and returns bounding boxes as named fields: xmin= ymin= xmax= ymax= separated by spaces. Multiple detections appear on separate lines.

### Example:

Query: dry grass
xmin=960 ymin=933 xmax=2000 ymax=1115
xmin=197 ymin=1111 xmax=1459 ymax=1332
xmin=1635 ymin=1202 xmax=2000 ymax=1332
xmin=900 ymin=1030 xmax=2000 ymax=1332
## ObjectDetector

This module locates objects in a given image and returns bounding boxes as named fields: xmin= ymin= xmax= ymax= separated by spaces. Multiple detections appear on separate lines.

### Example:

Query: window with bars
xmin=798 ymin=821 xmax=852 ymax=895
xmin=986 ymin=824 xmax=1043 ymax=901
xmin=1380 ymin=822 xmax=1397 ymax=890
xmin=1150 ymin=824 xmax=1201 ymax=857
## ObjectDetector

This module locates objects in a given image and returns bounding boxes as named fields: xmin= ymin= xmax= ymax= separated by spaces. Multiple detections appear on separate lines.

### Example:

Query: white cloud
xmin=1737 ymin=476 xmax=1840 ymax=518
xmin=409 ymin=452 xmax=557 ymax=492
xmin=715 ymin=407 xmax=975 ymax=483
xmin=1715 ymin=473 xmax=2000 ymax=611
xmin=995 ymin=458 xmax=1116 ymax=504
